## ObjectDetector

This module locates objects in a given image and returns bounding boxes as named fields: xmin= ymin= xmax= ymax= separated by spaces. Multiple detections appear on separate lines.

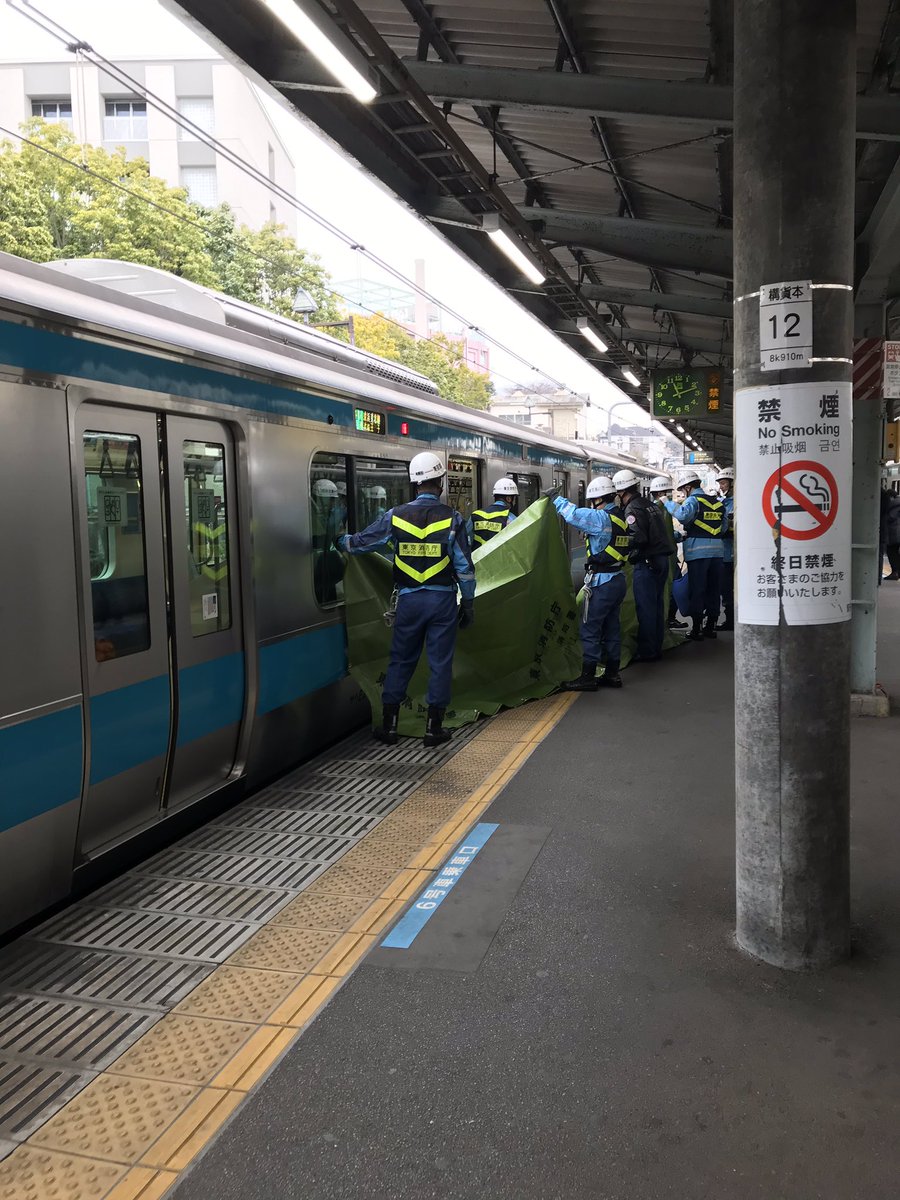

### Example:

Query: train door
xmin=73 ymin=405 xmax=245 ymax=853
xmin=164 ymin=417 xmax=244 ymax=811
xmin=553 ymin=469 xmax=573 ymax=547
xmin=74 ymin=406 xmax=172 ymax=853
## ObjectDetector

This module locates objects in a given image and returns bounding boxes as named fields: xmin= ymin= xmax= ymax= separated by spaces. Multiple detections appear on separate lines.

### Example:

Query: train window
xmin=183 ymin=441 xmax=232 ymax=636
xmin=355 ymin=458 xmax=408 ymax=528
xmin=577 ymin=480 xmax=586 ymax=508
xmin=83 ymin=431 xmax=151 ymax=661
xmin=511 ymin=473 xmax=540 ymax=506
xmin=447 ymin=456 xmax=479 ymax=517
xmin=311 ymin=453 xmax=349 ymax=606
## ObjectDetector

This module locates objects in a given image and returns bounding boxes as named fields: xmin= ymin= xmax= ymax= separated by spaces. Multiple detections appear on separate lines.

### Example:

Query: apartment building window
xmin=177 ymin=97 xmax=214 ymax=140
xmin=103 ymin=99 xmax=148 ymax=140
xmin=180 ymin=166 xmax=218 ymax=207
xmin=31 ymin=99 xmax=73 ymax=127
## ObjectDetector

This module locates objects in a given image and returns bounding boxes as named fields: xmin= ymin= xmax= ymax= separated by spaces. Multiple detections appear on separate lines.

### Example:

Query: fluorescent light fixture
xmin=576 ymin=316 xmax=608 ymax=354
xmin=258 ymin=0 xmax=378 ymax=103
xmin=676 ymin=424 xmax=685 ymax=433
xmin=481 ymin=213 xmax=545 ymax=285
xmin=622 ymin=369 xmax=640 ymax=387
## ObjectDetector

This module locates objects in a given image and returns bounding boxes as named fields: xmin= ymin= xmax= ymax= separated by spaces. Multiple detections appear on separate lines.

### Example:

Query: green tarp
xmin=342 ymin=496 xmax=680 ymax=736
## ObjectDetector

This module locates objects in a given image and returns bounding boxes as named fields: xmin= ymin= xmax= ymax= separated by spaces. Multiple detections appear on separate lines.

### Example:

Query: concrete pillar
xmin=733 ymin=0 xmax=854 ymax=968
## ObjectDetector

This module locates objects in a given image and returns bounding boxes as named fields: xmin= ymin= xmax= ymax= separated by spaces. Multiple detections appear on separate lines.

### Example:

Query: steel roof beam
xmin=424 ymin=196 xmax=733 ymax=276
xmin=578 ymin=283 xmax=732 ymax=319
xmin=555 ymin=322 xmax=730 ymax=359
xmin=275 ymin=59 xmax=900 ymax=143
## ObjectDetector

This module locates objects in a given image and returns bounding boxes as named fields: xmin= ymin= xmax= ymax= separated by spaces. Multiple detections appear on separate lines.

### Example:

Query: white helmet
xmin=313 ymin=478 xmax=339 ymax=499
xmin=366 ymin=485 xmax=387 ymax=500
xmin=612 ymin=469 xmax=640 ymax=492
xmin=492 ymin=477 xmax=519 ymax=497
xmin=586 ymin=475 xmax=616 ymax=501
xmin=409 ymin=451 xmax=445 ymax=484
xmin=676 ymin=467 xmax=702 ymax=490
xmin=649 ymin=475 xmax=672 ymax=494
xmin=716 ymin=467 xmax=735 ymax=482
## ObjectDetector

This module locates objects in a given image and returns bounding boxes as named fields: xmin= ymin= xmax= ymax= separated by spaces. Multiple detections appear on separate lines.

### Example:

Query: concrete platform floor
xmin=173 ymin=598 xmax=900 ymax=1200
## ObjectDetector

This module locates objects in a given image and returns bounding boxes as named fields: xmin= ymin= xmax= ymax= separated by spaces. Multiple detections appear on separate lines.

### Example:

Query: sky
xmin=0 ymin=0 xmax=662 ymax=435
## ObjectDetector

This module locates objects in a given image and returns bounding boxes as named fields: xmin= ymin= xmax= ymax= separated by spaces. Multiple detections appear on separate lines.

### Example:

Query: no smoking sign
xmin=761 ymin=460 xmax=838 ymax=541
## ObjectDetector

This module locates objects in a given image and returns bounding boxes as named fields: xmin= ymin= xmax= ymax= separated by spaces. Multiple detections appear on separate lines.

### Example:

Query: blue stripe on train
xmin=257 ymin=624 xmax=347 ymax=715
xmin=1 ymin=627 xmax=348 ymax=833
xmin=0 ymin=705 xmax=83 ymax=834
xmin=0 ymin=322 xmax=583 ymax=468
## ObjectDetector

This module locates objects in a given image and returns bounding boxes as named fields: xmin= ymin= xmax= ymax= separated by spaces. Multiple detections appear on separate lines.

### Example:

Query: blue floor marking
xmin=381 ymin=823 xmax=499 ymax=950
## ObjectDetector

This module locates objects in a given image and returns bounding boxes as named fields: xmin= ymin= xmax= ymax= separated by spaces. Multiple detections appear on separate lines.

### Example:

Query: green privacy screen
xmin=342 ymin=496 xmax=679 ymax=736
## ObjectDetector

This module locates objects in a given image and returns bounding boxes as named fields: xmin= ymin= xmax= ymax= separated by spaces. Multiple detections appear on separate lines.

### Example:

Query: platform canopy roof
xmin=164 ymin=0 xmax=900 ymax=464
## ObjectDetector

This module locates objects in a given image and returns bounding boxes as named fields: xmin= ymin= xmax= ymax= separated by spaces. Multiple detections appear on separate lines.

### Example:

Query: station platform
xmin=2 ymin=598 xmax=900 ymax=1200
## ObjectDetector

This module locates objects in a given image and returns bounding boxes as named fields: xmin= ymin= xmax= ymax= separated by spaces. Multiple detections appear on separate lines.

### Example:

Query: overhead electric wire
xmin=6 ymin=0 xmax=614 ymax=400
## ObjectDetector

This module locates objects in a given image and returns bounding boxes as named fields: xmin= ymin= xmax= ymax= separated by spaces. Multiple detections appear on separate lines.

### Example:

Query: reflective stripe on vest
xmin=471 ymin=506 xmax=510 ymax=546
xmin=687 ymin=495 xmax=724 ymax=538
xmin=585 ymin=512 xmax=630 ymax=570
xmin=391 ymin=507 xmax=454 ymax=586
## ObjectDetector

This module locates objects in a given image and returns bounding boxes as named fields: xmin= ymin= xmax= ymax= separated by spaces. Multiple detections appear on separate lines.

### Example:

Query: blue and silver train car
xmin=0 ymin=253 xmax=653 ymax=934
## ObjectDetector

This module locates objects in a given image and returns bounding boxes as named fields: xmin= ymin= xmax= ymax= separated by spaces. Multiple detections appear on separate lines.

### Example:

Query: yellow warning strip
xmin=1 ymin=693 xmax=576 ymax=1200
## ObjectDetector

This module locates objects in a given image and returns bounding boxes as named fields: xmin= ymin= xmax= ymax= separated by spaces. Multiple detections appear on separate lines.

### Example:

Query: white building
xmin=489 ymin=389 xmax=592 ymax=441
xmin=0 ymin=58 xmax=295 ymax=232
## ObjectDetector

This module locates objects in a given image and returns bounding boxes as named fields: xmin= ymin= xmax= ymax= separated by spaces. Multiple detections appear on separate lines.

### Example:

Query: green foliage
xmin=0 ymin=120 xmax=341 ymax=324
xmin=350 ymin=314 xmax=494 ymax=409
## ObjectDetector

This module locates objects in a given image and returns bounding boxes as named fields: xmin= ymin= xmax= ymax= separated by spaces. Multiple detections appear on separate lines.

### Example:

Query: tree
xmin=0 ymin=120 xmax=342 ymax=325
xmin=350 ymin=314 xmax=493 ymax=409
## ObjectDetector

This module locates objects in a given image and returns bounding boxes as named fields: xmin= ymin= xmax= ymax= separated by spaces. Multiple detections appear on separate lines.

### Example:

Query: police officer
xmin=553 ymin=475 xmax=629 ymax=690
xmin=716 ymin=467 xmax=735 ymax=631
xmin=467 ymin=477 xmax=519 ymax=547
xmin=650 ymin=475 xmax=687 ymax=630
xmin=612 ymin=469 xmax=673 ymax=662
xmin=338 ymin=452 xmax=476 ymax=747
xmin=664 ymin=468 xmax=724 ymax=641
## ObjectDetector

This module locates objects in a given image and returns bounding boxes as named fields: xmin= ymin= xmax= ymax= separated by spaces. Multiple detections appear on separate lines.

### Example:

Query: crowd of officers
xmin=338 ymin=452 xmax=733 ymax=745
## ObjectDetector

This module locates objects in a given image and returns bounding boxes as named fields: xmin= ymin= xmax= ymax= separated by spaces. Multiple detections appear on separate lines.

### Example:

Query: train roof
xmin=0 ymin=253 xmax=649 ymax=473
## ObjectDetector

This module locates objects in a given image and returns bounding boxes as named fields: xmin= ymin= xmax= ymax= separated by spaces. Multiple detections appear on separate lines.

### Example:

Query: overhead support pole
xmin=733 ymin=0 xmax=854 ymax=969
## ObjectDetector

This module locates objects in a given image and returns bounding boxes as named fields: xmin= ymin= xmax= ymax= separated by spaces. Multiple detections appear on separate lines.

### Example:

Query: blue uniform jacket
xmin=664 ymin=492 xmax=726 ymax=562
xmin=554 ymin=496 xmax=618 ymax=585
xmin=720 ymin=493 xmax=734 ymax=563
xmin=339 ymin=492 xmax=476 ymax=599
xmin=465 ymin=499 xmax=516 ymax=545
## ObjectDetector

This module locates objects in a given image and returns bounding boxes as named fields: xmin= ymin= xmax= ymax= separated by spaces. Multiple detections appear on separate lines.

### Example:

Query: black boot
xmin=423 ymin=705 xmax=452 ymax=747
xmin=373 ymin=703 xmax=400 ymax=745
xmin=703 ymin=617 xmax=718 ymax=639
xmin=562 ymin=660 xmax=599 ymax=692
xmin=597 ymin=659 xmax=622 ymax=689
xmin=687 ymin=618 xmax=704 ymax=642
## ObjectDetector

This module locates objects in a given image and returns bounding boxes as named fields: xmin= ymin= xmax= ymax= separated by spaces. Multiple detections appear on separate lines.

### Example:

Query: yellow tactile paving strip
xmin=0 ymin=693 xmax=575 ymax=1200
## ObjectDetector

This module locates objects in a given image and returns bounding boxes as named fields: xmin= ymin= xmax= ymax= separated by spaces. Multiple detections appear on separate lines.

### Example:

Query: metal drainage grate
xmin=34 ymin=907 xmax=256 ymax=964
xmin=212 ymin=807 xmax=380 ymax=840
xmin=257 ymin=788 xmax=411 ymax=816
xmin=187 ymin=827 xmax=353 ymax=864
xmin=0 ymin=1057 xmax=91 ymax=1141
xmin=0 ymin=943 xmax=214 ymax=1010
xmin=0 ymin=996 xmax=158 ymax=1070
xmin=85 ymin=877 xmax=292 ymax=925
xmin=137 ymin=849 xmax=326 ymax=891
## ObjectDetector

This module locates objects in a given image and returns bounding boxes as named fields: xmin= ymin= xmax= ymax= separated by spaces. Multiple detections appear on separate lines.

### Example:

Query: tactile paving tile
xmin=138 ymin=849 xmax=324 ymax=890
xmin=86 ymin=877 xmax=292 ymax=925
xmin=335 ymin=839 xmax=426 ymax=870
xmin=108 ymin=1014 xmax=258 ymax=1087
xmin=228 ymin=926 xmax=344 ymax=973
xmin=0 ymin=943 xmax=213 ymax=1010
xmin=34 ymin=907 xmax=255 ymax=964
xmin=0 ymin=996 xmax=158 ymax=1070
xmin=0 ymin=1144 xmax=125 ymax=1200
xmin=307 ymin=863 xmax=406 ymax=898
xmin=271 ymin=891 xmax=375 ymax=931
xmin=0 ymin=1058 xmax=91 ymax=1141
xmin=187 ymin=826 xmax=352 ymax=864
xmin=29 ymin=1073 xmax=197 ymax=1164
xmin=174 ymin=966 xmax=300 ymax=1024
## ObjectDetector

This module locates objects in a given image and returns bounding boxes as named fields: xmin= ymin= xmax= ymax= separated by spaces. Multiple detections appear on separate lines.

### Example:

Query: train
xmin=0 ymin=252 xmax=656 ymax=935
